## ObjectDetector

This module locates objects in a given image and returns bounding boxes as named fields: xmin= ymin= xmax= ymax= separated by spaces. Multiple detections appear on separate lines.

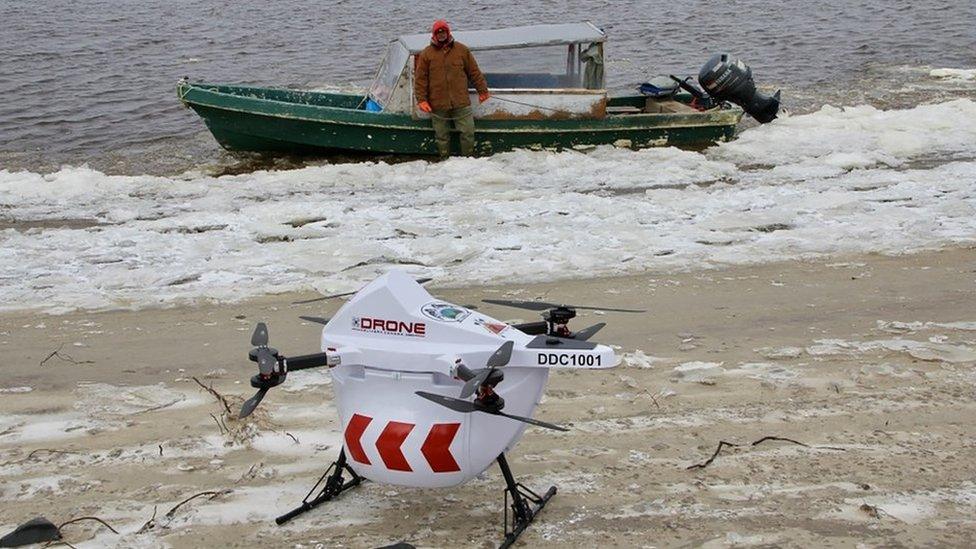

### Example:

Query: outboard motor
xmin=698 ymin=54 xmax=780 ymax=123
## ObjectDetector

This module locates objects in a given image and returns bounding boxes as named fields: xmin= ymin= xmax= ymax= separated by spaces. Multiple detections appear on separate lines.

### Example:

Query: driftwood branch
xmin=191 ymin=376 xmax=233 ymax=415
xmin=687 ymin=435 xmax=847 ymax=470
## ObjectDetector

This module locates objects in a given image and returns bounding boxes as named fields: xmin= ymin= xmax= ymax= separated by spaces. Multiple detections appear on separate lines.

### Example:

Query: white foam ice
xmin=2 ymin=99 xmax=976 ymax=313
xmin=930 ymin=68 xmax=976 ymax=82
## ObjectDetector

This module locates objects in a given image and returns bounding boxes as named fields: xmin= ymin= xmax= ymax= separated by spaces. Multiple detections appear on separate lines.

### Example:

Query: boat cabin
xmin=367 ymin=22 xmax=607 ymax=120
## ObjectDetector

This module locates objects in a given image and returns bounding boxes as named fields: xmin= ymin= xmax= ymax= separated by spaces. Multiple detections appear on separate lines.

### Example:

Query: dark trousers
xmin=431 ymin=105 xmax=475 ymax=157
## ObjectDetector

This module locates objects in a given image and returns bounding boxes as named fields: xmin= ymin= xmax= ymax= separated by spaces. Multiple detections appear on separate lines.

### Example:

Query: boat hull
xmin=179 ymin=83 xmax=742 ymax=156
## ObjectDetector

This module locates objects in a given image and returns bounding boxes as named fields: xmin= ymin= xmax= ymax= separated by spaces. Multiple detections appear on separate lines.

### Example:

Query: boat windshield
xmin=474 ymin=43 xmax=604 ymax=90
xmin=369 ymin=41 xmax=410 ymax=108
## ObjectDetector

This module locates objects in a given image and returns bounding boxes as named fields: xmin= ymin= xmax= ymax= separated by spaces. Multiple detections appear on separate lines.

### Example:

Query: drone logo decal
xmin=352 ymin=316 xmax=427 ymax=337
xmin=474 ymin=316 xmax=509 ymax=335
xmin=420 ymin=302 xmax=471 ymax=323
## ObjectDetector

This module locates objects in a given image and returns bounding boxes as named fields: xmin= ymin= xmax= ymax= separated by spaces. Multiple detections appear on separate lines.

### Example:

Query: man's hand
xmin=478 ymin=91 xmax=491 ymax=103
xmin=418 ymin=101 xmax=432 ymax=113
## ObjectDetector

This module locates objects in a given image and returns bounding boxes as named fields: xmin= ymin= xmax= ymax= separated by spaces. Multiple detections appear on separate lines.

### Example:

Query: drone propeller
xmin=236 ymin=323 xmax=335 ymax=419
xmin=482 ymin=298 xmax=645 ymax=313
xmin=240 ymin=322 xmax=285 ymax=419
xmin=459 ymin=341 xmax=514 ymax=399
xmin=293 ymin=277 xmax=433 ymax=305
xmin=299 ymin=315 xmax=331 ymax=325
xmin=415 ymin=391 xmax=568 ymax=432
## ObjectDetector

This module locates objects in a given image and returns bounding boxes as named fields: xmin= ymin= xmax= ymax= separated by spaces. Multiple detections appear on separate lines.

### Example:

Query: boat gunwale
xmin=179 ymin=82 xmax=744 ymax=133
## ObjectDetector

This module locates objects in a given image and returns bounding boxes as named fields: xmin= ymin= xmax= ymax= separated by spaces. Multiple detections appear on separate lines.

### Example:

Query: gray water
xmin=1 ymin=0 xmax=974 ymax=175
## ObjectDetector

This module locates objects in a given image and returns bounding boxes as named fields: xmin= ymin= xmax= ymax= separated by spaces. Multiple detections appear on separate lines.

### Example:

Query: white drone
xmin=241 ymin=270 xmax=642 ymax=547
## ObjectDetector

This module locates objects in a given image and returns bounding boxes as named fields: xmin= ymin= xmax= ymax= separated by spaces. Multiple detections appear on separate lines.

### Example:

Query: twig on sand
xmin=191 ymin=376 xmax=233 ymax=416
xmin=57 ymin=516 xmax=119 ymax=536
xmin=1 ymin=448 xmax=80 ymax=466
xmin=237 ymin=463 xmax=261 ymax=484
xmin=39 ymin=344 xmax=94 ymax=366
xmin=137 ymin=489 xmax=231 ymax=533
xmin=164 ymin=490 xmax=231 ymax=519
xmin=686 ymin=435 xmax=847 ymax=470
xmin=132 ymin=398 xmax=183 ymax=415
xmin=628 ymin=389 xmax=662 ymax=409
xmin=686 ymin=440 xmax=742 ymax=470
xmin=209 ymin=413 xmax=226 ymax=434
xmin=136 ymin=505 xmax=158 ymax=534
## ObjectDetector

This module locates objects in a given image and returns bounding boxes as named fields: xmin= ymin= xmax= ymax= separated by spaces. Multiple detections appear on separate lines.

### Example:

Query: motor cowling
xmin=698 ymin=54 xmax=780 ymax=123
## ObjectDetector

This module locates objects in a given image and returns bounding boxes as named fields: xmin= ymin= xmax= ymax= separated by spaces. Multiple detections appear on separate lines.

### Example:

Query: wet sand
xmin=2 ymin=247 xmax=976 ymax=547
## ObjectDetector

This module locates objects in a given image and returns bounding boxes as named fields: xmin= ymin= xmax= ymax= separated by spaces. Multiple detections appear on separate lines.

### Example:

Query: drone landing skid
xmin=274 ymin=451 xmax=554 ymax=548
xmin=275 ymin=449 xmax=363 ymax=526
xmin=497 ymin=453 xmax=556 ymax=549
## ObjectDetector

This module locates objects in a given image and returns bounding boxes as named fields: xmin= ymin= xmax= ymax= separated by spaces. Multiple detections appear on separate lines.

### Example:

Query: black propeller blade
xmin=293 ymin=277 xmax=433 ymax=305
xmin=460 ymin=341 xmax=514 ymax=398
xmin=415 ymin=391 xmax=568 ymax=432
xmin=572 ymin=322 xmax=606 ymax=341
xmin=486 ymin=340 xmax=515 ymax=367
xmin=251 ymin=322 xmax=269 ymax=346
xmin=481 ymin=298 xmax=645 ymax=313
xmin=239 ymin=387 xmax=268 ymax=419
xmin=299 ymin=315 xmax=331 ymax=325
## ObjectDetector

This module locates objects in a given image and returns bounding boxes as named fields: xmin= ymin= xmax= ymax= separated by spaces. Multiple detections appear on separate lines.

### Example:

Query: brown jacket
xmin=414 ymin=40 xmax=489 ymax=112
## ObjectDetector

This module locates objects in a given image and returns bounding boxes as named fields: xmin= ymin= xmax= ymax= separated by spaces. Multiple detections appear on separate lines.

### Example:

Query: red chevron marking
xmin=376 ymin=421 xmax=415 ymax=471
xmin=344 ymin=413 xmax=372 ymax=465
xmin=421 ymin=422 xmax=461 ymax=473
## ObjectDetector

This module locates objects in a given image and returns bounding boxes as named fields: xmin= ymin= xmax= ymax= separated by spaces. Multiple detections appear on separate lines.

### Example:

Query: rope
xmin=176 ymin=78 xmax=190 ymax=106
xmin=425 ymin=95 xmax=579 ymax=120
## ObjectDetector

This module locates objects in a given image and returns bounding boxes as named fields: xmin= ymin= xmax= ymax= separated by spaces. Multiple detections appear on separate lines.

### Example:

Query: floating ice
xmin=930 ymin=68 xmax=976 ymax=82
xmin=2 ymin=99 xmax=976 ymax=313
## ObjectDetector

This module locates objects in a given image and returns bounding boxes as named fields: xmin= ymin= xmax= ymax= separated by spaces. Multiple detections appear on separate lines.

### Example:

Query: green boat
xmin=178 ymin=22 xmax=743 ymax=157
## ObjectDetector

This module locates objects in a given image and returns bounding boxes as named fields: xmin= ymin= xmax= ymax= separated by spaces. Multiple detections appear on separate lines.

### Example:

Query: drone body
xmin=320 ymin=271 xmax=617 ymax=488
xmin=243 ymin=270 xmax=640 ymax=546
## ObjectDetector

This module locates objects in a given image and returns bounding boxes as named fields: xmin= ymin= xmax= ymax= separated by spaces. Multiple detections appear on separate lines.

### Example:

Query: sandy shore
xmin=2 ymin=247 xmax=976 ymax=548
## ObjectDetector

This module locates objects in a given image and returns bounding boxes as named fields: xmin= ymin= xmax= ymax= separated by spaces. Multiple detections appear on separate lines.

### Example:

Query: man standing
xmin=414 ymin=20 xmax=490 ymax=158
